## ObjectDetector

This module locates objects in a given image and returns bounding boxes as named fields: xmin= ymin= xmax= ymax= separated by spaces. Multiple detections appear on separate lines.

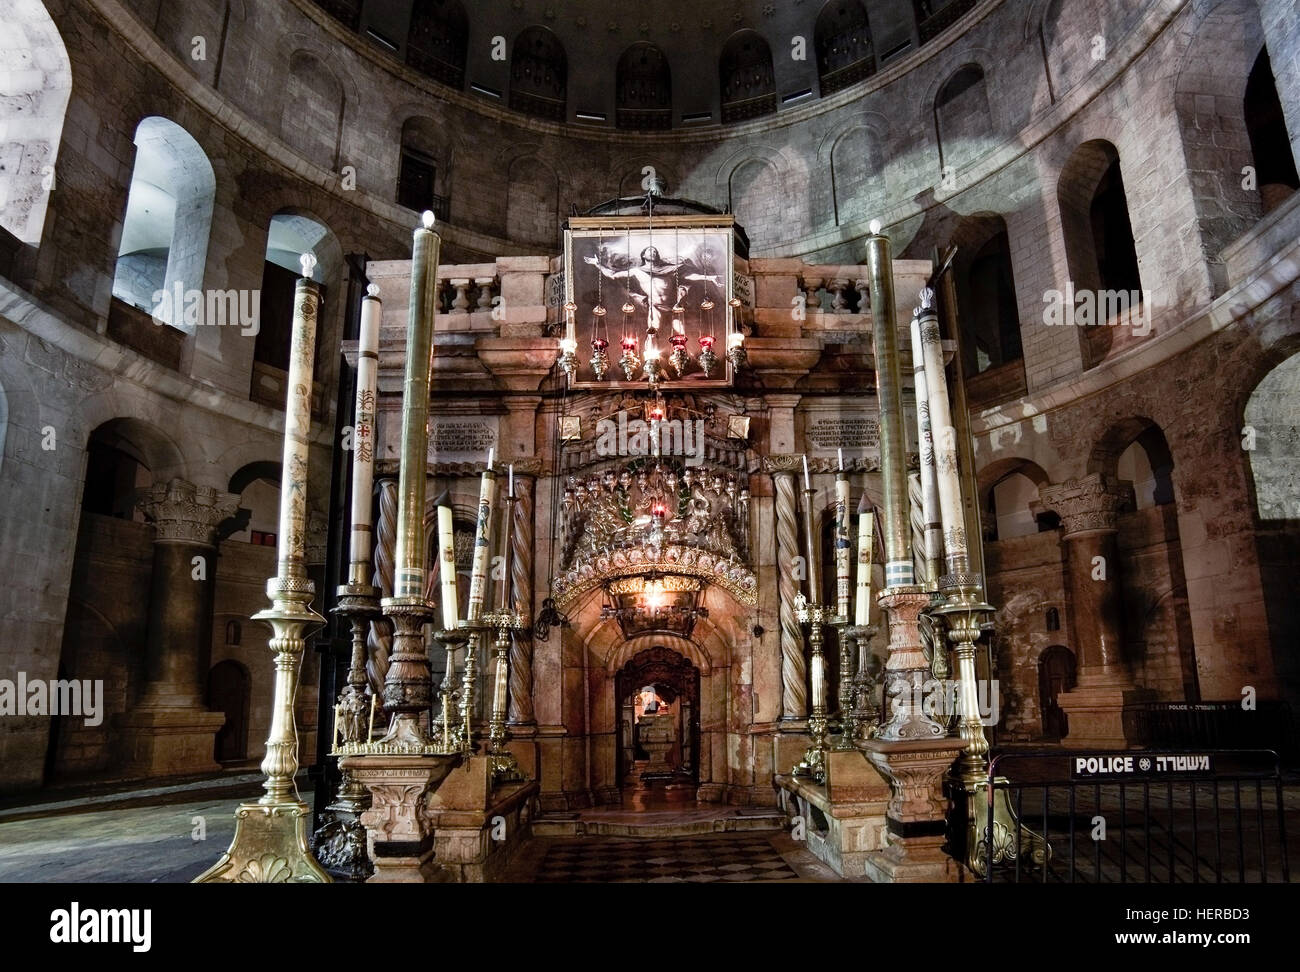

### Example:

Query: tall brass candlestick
xmin=380 ymin=211 xmax=441 ymax=748
xmin=910 ymin=311 xmax=944 ymax=590
xmin=865 ymin=222 xmax=914 ymax=590
xmin=196 ymin=252 xmax=329 ymax=883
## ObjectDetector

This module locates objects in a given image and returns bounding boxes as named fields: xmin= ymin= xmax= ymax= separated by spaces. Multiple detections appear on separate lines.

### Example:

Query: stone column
xmin=115 ymin=478 xmax=238 ymax=777
xmin=508 ymin=470 xmax=536 ymax=726
xmin=1036 ymin=474 xmax=1150 ymax=747
xmin=770 ymin=459 xmax=807 ymax=722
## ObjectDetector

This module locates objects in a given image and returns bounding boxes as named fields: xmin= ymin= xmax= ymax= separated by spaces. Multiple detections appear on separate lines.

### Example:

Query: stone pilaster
xmin=1036 ymin=474 xmax=1151 ymax=747
xmin=114 ymin=478 xmax=238 ymax=778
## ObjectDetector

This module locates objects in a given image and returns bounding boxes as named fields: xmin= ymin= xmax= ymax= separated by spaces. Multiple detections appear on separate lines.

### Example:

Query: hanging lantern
xmin=643 ymin=334 xmax=662 ymax=385
xmin=590 ymin=337 xmax=609 ymax=380
xmin=727 ymin=331 xmax=747 ymax=370
xmin=620 ymin=335 xmax=641 ymax=380
xmin=669 ymin=331 xmax=690 ymax=376
xmin=698 ymin=334 xmax=717 ymax=377
xmin=559 ymin=336 xmax=578 ymax=381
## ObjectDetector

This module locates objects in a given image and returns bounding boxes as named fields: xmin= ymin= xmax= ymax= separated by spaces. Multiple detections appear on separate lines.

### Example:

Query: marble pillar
xmin=1036 ymin=474 xmax=1151 ymax=748
xmin=507 ymin=471 xmax=536 ymax=727
xmin=771 ymin=461 xmax=807 ymax=722
xmin=115 ymin=478 xmax=238 ymax=778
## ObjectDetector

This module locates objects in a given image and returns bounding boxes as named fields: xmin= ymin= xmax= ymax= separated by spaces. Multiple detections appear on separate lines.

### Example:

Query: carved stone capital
xmin=137 ymin=478 xmax=239 ymax=546
xmin=1036 ymin=474 xmax=1130 ymax=538
xmin=763 ymin=454 xmax=805 ymax=475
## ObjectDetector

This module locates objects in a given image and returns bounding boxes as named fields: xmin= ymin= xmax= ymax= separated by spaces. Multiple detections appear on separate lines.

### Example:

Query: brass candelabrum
xmin=793 ymin=597 xmax=839 ymax=782
xmin=432 ymin=628 xmax=470 ymax=754
xmin=480 ymin=610 xmax=529 ymax=782
xmin=836 ymin=623 xmax=879 ymax=747
xmin=315 ymin=583 xmax=381 ymax=879
xmin=931 ymin=573 xmax=993 ymax=783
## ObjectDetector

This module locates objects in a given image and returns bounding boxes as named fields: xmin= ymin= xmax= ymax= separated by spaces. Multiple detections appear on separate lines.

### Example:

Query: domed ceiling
xmin=313 ymin=0 xmax=977 ymax=128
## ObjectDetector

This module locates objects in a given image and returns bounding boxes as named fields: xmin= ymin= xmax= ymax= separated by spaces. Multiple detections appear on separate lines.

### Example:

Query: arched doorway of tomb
xmin=614 ymin=646 xmax=700 ymax=793
xmin=207 ymin=659 xmax=251 ymax=763
xmin=1038 ymin=645 xmax=1076 ymax=741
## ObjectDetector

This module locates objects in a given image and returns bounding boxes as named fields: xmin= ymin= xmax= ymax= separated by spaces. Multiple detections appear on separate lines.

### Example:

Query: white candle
xmin=487 ymin=446 xmax=494 ymax=471
xmin=437 ymin=503 xmax=460 ymax=630
xmin=275 ymin=253 xmax=320 ymax=577
xmin=834 ymin=473 xmax=852 ymax=618
xmin=466 ymin=468 xmax=497 ymax=623
xmin=855 ymin=507 xmax=874 ymax=627
xmin=837 ymin=447 xmax=844 ymax=472
xmin=916 ymin=290 xmax=968 ymax=574
xmin=347 ymin=284 xmax=381 ymax=580
xmin=508 ymin=464 xmax=514 ymax=497
xmin=802 ymin=454 xmax=811 ymax=490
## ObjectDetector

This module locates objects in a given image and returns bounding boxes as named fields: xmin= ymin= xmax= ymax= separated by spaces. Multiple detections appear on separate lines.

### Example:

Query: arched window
xmin=951 ymin=214 xmax=1022 ymax=383
xmin=719 ymin=30 xmax=776 ymax=124
xmin=111 ymin=118 xmax=215 ymax=331
xmin=405 ymin=0 xmax=468 ymax=89
xmin=312 ymin=0 xmax=361 ymax=31
xmin=227 ymin=463 xmax=282 ymax=545
xmin=0 ymin=0 xmax=71 ymax=245
xmin=989 ymin=471 xmax=1039 ymax=540
xmin=509 ymin=26 xmax=566 ymax=122
xmin=1245 ymin=47 xmax=1299 ymax=215
xmin=935 ymin=64 xmax=992 ymax=172
xmin=1058 ymin=140 xmax=1142 ymax=367
xmin=282 ymin=51 xmax=345 ymax=169
xmin=915 ymin=0 xmax=978 ymax=44
xmin=616 ymin=43 xmax=672 ymax=131
xmin=250 ymin=212 xmax=340 ymax=408
xmin=397 ymin=117 xmax=449 ymax=220
xmin=815 ymin=1 xmax=875 ymax=96
xmin=1116 ymin=430 xmax=1174 ymax=510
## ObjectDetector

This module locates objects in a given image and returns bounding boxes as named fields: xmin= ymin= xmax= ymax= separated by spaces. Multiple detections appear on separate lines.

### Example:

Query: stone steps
xmin=532 ymin=809 xmax=784 ymax=838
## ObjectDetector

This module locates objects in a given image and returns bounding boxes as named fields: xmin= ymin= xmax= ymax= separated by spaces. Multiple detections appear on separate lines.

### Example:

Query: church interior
xmin=0 ymin=0 xmax=1297 ymax=891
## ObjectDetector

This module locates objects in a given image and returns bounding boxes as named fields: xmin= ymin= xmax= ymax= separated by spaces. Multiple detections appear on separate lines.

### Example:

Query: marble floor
xmin=0 ymin=774 xmax=295 ymax=883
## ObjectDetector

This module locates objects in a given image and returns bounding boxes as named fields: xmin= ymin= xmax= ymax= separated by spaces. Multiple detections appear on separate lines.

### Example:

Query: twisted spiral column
xmin=365 ymin=477 xmax=398 ymax=694
xmin=508 ymin=474 xmax=536 ymax=725
xmin=774 ymin=470 xmax=807 ymax=721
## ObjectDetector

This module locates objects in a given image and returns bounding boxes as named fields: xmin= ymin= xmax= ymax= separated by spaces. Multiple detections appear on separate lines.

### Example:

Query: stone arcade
xmin=0 ymin=0 xmax=1297 ymax=886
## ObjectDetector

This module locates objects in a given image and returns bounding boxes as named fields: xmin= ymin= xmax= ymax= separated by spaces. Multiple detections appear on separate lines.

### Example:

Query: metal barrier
xmin=982 ymin=750 xmax=1291 ymax=883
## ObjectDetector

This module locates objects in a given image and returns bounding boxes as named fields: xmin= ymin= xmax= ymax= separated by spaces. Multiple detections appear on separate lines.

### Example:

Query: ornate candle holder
xmin=480 ymin=609 xmax=529 ymax=782
xmin=793 ymin=597 xmax=839 ymax=782
xmin=843 ymin=624 xmax=881 ymax=744
xmin=432 ymin=628 xmax=470 ymax=754
xmin=314 ymin=582 xmax=381 ymax=880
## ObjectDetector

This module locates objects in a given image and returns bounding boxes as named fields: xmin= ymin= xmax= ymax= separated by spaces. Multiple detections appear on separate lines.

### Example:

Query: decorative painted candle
xmin=437 ymin=502 xmax=459 ymax=630
xmin=347 ymin=283 xmax=381 ymax=583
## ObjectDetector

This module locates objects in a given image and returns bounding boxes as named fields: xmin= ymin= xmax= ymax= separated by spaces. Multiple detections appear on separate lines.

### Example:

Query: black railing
xmin=1128 ymin=701 xmax=1298 ymax=762
xmin=917 ymin=0 xmax=978 ymax=43
xmin=982 ymin=749 xmax=1291 ymax=883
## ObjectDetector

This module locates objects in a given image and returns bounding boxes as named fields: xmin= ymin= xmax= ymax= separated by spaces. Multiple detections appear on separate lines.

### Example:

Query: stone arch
xmin=510 ymin=25 xmax=567 ymax=122
xmin=396 ymin=115 xmax=453 ymax=216
xmin=719 ymin=29 xmax=776 ymax=124
xmin=1039 ymin=0 xmax=1110 ymax=96
xmin=978 ymin=457 xmax=1049 ymax=542
xmin=726 ymin=156 xmax=784 ymax=250
xmin=0 ymin=0 xmax=72 ymax=245
xmin=947 ymin=211 xmax=1023 ymax=379
xmin=933 ymin=62 xmax=993 ymax=174
xmin=405 ymin=0 xmax=468 ymax=89
xmin=614 ymin=157 xmax=679 ymax=201
xmin=280 ymin=49 xmax=346 ymax=170
xmin=828 ymin=125 xmax=886 ymax=227
xmin=82 ymin=416 xmax=189 ymax=495
xmin=1056 ymin=138 xmax=1143 ymax=368
xmin=616 ymin=42 xmax=672 ymax=131
xmin=505 ymin=154 xmax=560 ymax=248
xmin=815 ymin=0 xmax=876 ymax=96
xmin=111 ymin=117 xmax=216 ymax=330
xmin=224 ymin=460 xmax=281 ymax=543
xmin=1172 ymin=0 xmax=1282 ymax=283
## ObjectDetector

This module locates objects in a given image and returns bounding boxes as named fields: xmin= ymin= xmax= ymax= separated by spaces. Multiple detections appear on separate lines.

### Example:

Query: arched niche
xmin=0 ymin=0 xmax=72 ymax=245
xmin=111 ymin=117 xmax=216 ymax=331
xmin=616 ymin=43 xmax=672 ymax=131
xmin=509 ymin=26 xmax=567 ymax=122
xmin=719 ymin=30 xmax=776 ymax=124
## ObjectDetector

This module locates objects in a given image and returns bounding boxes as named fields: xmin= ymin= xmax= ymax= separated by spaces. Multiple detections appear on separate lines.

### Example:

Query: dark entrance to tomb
xmin=1038 ymin=644 xmax=1077 ymax=741
xmin=208 ymin=659 xmax=251 ymax=762
xmin=615 ymin=646 xmax=700 ymax=793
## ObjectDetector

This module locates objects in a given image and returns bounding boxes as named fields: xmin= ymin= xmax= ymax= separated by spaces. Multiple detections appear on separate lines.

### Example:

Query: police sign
xmin=1072 ymin=753 xmax=1214 ymax=779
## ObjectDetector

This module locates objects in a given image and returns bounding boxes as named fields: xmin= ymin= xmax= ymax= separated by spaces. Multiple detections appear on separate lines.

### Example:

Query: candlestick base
xmin=876 ymin=587 xmax=948 ymax=741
